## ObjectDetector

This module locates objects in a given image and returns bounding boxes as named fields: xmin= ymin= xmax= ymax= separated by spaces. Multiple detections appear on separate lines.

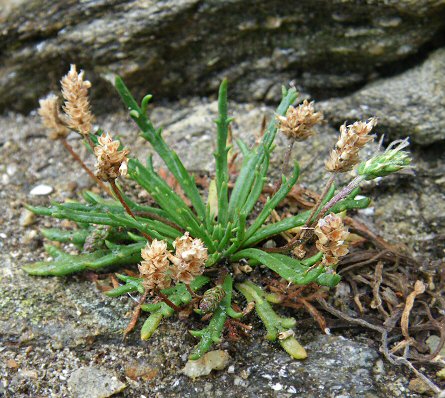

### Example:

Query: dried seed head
xmin=94 ymin=132 xmax=130 ymax=181
xmin=276 ymin=100 xmax=323 ymax=140
xmin=314 ymin=213 xmax=349 ymax=267
xmin=199 ymin=285 xmax=226 ymax=314
xmin=325 ymin=118 xmax=377 ymax=173
xmin=83 ymin=225 xmax=110 ymax=253
xmin=170 ymin=232 xmax=208 ymax=284
xmin=61 ymin=64 xmax=94 ymax=135
xmin=38 ymin=94 xmax=69 ymax=140
xmin=139 ymin=240 xmax=172 ymax=292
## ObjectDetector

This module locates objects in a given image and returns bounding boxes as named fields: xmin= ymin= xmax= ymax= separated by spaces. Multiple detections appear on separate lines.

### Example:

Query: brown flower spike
xmin=325 ymin=118 xmax=377 ymax=173
xmin=61 ymin=64 xmax=94 ymax=135
xmin=94 ymin=132 xmax=130 ymax=181
xmin=314 ymin=213 xmax=349 ymax=266
xmin=169 ymin=232 xmax=208 ymax=284
xmin=139 ymin=240 xmax=172 ymax=292
xmin=276 ymin=99 xmax=323 ymax=141
xmin=38 ymin=94 xmax=69 ymax=140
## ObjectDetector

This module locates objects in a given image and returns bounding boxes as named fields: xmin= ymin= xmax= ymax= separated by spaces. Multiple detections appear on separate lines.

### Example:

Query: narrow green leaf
xmin=231 ymin=248 xmax=325 ymax=285
xmin=23 ymin=242 xmax=145 ymax=276
xmin=235 ymin=281 xmax=306 ymax=359
xmin=189 ymin=274 xmax=234 ymax=360
xmin=244 ymin=161 xmax=300 ymax=241
xmin=128 ymin=159 xmax=215 ymax=251
xmin=115 ymin=76 xmax=206 ymax=221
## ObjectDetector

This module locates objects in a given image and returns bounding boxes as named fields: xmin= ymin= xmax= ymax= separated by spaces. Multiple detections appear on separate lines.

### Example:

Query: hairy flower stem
xmin=108 ymin=179 xmax=153 ymax=242
xmin=282 ymin=140 xmax=295 ymax=177
xmin=61 ymin=139 xmax=112 ymax=196
xmin=155 ymin=289 xmax=181 ymax=312
xmin=134 ymin=211 xmax=184 ymax=233
xmin=266 ymin=175 xmax=363 ymax=254
xmin=186 ymin=283 xmax=201 ymax=298
xmin=315 ymin=175 xmax=364 ymax=224
xmin=79 ymin=133 xmax=96 ymax=155
xmin=299 ymin=174 xmax=335 ymax=239
xmin=272 ymin=140 xmax=295 ymax=195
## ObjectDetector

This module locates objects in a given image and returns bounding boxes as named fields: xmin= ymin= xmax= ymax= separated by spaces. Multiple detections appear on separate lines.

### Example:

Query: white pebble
xmin=182 ymin=350 xmax=230 ymax=378
xmin=271 ymin=383 xmax=283 ymax=391
xmin=20 ymin=209 xmax=36 ymax=227
xmin=30 ymin=184 xmax=53 ymax=196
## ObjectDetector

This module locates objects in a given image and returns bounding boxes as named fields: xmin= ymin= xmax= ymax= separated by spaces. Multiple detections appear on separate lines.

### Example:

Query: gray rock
xmin=67 ymin=367 xmax=126 ymax=398
xmin=1 ymin=0 xmax=445 ymax=112
xmin=320 ymin=48 xmax=445 ymax=145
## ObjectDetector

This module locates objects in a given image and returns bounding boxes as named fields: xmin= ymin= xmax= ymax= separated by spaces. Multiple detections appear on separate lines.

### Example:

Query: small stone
xmin=436 ymin=368 xmax=445 ymax=380
xmin=29 ymin=184 xmax=53 ymax=196
xmin=182 ymin=350 xmax=230 ymax=378
xmin=6 ymin=163 xmax=17 ymax=176
xmin=426 ymin=335 xmax=445 ymax=358
xmin=22 ymin=230 xmax=37 ymax=244
xmin=124 ymin=361 xmax=158 ymax=381
xmin=408 ymin=377 xmax=432 ymax=395
xmin=373 ymin=359 xmax=385 ymax=380
xmin=262 ymin=240 xmax=276 ymax=249
xmin=271 ymin=382 xmax=283 ymax=391
xmin=68 ymin=367 xmax=126 ymax=398
xmin=20 ymin=209 xmax=36 ymax=227
xmin=66 ymin=181 xmax=78 ymax=193
xmin=6 ymin=359 xmax=18 ymax=369
xmin=15 ymin=369 xmax=38 ymax=380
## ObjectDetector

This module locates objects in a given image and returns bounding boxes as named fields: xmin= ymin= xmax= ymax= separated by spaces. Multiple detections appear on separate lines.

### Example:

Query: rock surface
xmin=1 ymin=0 xmax=445 ymax=112
xmin=1 ymin=95 xmax=442 ymax=396
xmin=320 ymin=48 xmax=445 ymax=145
xmin=67 ymin=367 xmax=127 ymax=398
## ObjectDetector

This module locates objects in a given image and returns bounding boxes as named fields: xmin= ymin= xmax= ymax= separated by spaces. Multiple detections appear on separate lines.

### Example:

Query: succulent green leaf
xmin=23 ymin=241 xmax=145 ymax=276
xmin=236 ymin=281 xmax=306 ymax=359
xmin=189 ymin=274 xmax=235 ymax=360
xmin=214 ymin=79 xmax=231 ymax=227
xmin=232 ymin=248 xmax=326 ymax=285
xmin=139 ymin=276 xmax=210 ymax=340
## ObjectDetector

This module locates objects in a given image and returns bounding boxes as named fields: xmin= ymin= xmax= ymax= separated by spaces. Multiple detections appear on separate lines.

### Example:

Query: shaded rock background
xmin=320 ymin=48 xmax=445 ymax=145
xmin=1 ymin=0 xmax=445 ymax=397
xmin=1 ymin=0 xmax=445 ymax=118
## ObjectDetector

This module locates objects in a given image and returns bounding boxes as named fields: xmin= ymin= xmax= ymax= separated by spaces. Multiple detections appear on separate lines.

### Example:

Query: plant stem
xmin=61 ymin=139 xmax=112 ymax=196
xmin=298 ymin=173 xmax=335 ymax=239
xmin=315 ymin=175 xmax=364 ymax=223
xmin=156 ymin=290 xmax=181 ymax=312
xmin=185 ymin=283 xmax=200 ymax=298
xmin=266 ymin=175 xmax=363 ymax=253
xmin=108 ymin=179 xmax=152 ymax=242
xmin=134 ymin=211 xmax=184 ymax=233
xmin=83 ymin=133 xmax=96 ymax=154
xmin=282 ymin=139 xmax=295 ymax=176
xmin=272 ymin=139 xmax=295 ymax=195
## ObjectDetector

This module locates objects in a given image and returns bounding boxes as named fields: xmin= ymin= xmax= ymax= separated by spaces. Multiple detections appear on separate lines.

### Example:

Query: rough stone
xmin=320 ymin=48 xmax=445 ymax=145
xmin=67 ymin=367 xmax=127 ymax=398
xmin=182 ymin=350 xmax=231 ymax=378
xmin=1 ymin=0 xmax=445 ymax=113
